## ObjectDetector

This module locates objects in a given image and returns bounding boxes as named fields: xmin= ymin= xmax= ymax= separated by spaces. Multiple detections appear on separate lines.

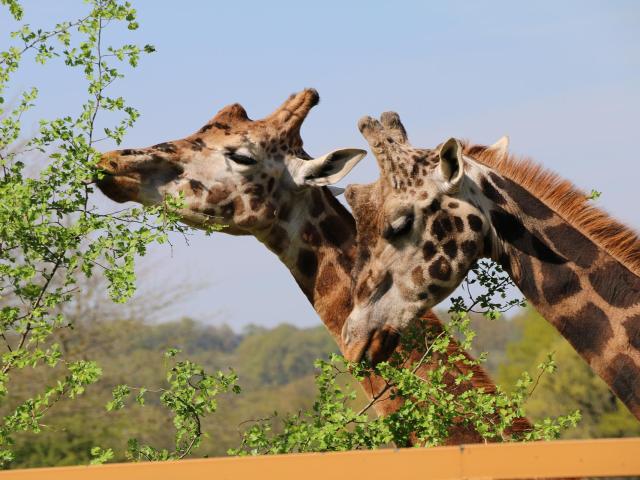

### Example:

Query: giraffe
xmin=340 ymin=111 xmax=640 ymax=421
xmin=96 ymin=90 xmax=531 ymax=443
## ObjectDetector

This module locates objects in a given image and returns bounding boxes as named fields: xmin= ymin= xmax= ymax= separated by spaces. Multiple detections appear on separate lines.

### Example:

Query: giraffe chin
xmin=343 ymin=326 xmax=400 ymax=366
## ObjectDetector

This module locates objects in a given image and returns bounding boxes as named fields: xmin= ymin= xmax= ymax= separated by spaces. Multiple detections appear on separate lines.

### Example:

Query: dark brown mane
xmin=462 ymin=142 xmax=640 ymax=277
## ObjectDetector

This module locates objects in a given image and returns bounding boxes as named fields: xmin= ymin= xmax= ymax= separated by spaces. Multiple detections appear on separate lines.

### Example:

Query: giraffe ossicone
xmin=343 ymin=111 xmax=640 ymax=420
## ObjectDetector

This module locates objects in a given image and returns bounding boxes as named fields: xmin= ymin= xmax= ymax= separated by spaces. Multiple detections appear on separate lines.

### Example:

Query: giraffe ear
xmin=293 ymin=148 xmax=367 ymax=187
xmin=438 ymin=138 xmax=464 ymax=190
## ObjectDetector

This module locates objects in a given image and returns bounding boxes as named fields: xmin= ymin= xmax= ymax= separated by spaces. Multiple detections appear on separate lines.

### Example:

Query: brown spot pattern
xmin=428 ymin=256 xmax=452 ymax=282
xmin=411 ymin=266 xmax=424 ymax=286
xmin=297 ymin=249 xmax=318 ymax=277
xmin=606 ymin=354 xmax=640 ymax=413
xmin=481 ymin=177 xmax=506 ymax=205
xmin=423 ymin=241 xmax=437 ymax=261
xmin=316 ymin=263 xmax=339 ymax=297
xmin=443 ymin=240 xmax=458 ymax=259
xmin=623 ymin=315 xmax=640 ymax=351
xmin=540 ymin=262 xmax=581 ymax=305
xmin=544 ymin=224 xmax=598 ymax=269
xmin=320 ymin=215 xmax=350 ymax=247
xmin=460 ymin=240 xmax=477 ymax=257
xmin=233 ymin=196 xmax=246 ymax=216
xmin=431 ymin=215 xmax=451 ymax=241
xmin=467 ymin=214 xmax=483 ymax=232
xmin=356 ymin=276 xmax=373 ymax=302
xmin=207 ymin=185 xmax=230 ymax=204
xmin=508 ymin=252 xmax=541 ymax=305
xmin=268 ymin=225 xmax=290 ymax=254
xmin=589 ymin=261 xmax=640 ymax=308
xmin=502 ymin=177 xmax=554 ymax=220
xmin=301 ymin=222 xmax=321 ymax=246
xmin=556 ymin=302 xmax=612 ymax=360
xmin=453 ymin=216 xmax=464 ymax=233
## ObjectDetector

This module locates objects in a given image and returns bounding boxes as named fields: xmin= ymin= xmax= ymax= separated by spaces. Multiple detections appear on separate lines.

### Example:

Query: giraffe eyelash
xmin=383 ymin=213 xmax=414 ymax=239
xmin=226 ymin=152 xmax=257 ymax=166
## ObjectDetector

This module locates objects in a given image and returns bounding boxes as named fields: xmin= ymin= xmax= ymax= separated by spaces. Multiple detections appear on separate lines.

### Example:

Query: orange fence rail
xmin=1 ymin=437 xmax=639 ymax=480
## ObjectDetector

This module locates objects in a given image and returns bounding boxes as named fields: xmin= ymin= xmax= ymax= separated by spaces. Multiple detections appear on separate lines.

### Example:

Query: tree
xmin=0 ymin=0 xmax=188 ymax=465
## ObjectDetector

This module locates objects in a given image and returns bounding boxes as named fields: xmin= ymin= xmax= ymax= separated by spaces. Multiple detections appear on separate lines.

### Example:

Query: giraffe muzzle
xmin=342 ymin=320 xmax=400 ymax=366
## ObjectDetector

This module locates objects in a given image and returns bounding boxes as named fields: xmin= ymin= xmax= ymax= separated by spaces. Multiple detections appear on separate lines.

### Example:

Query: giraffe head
xmin=97 ymin=89 xmax=366 ymax=235
xmin=341 ymin=112 xmax=508 ymax=364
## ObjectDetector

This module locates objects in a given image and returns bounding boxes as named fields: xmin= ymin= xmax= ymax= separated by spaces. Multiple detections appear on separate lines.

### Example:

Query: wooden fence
xmin=1 ymin=437 xmax=639 ymax=479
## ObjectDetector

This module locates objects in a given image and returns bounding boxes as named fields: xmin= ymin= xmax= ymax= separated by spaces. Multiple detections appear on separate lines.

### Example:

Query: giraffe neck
xmin=258 ymin=186 xmax=355 ymax=340
xmin=473 ymin=166 xmax=640 ymax=419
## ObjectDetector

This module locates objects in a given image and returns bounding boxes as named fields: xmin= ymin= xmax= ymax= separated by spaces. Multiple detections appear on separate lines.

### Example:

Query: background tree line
xmin=4 ymin=303 xmax=638 ymax=468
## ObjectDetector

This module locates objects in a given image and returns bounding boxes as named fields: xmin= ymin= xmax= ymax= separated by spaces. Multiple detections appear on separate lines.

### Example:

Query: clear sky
xmin=2 ymin=1 xmax=639 ymax=329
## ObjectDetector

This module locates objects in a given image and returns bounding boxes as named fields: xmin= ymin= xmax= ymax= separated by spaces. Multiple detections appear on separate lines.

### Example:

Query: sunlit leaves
xmin=0 ymin=0 xmax=174 ymax=467
xmin=101 ymin=350 xmax=241 ymax=461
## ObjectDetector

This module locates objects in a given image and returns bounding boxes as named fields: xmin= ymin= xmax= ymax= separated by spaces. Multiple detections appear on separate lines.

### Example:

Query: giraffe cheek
xmin=427 ymin=284 xmax=448 ymax=303
xmin=233 ymin=196 xmax=246 ymax=217
xmin=206 ymin=184 xmax=231 ymax=205
xmin=411 ymin=266 xmax=425 ymax=287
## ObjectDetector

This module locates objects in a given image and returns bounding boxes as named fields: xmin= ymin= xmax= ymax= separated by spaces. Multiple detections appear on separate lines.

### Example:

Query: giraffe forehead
xmin=200 ymin=118 xmax=299 ymax=147
xmin=199 ymin=126 xmax=302 ymax=165
xmin=380 ymin=147 xmax=438 ymax=178
xmin=381 ymin=193 xmax=415 ymax=216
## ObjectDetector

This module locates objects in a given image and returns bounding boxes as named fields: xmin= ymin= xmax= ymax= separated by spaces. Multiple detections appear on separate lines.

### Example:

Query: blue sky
xmin=2 ymin=1 xmax=639 ymax=328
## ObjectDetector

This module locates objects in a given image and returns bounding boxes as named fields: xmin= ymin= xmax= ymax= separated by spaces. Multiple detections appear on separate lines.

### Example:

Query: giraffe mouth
xmin=364 ymin=326 xmax=400 ymax=366
xmin=95 ymin=171 xmax=140 ymax=203
xmin=343 ymin=326 xmax=400 ymax=366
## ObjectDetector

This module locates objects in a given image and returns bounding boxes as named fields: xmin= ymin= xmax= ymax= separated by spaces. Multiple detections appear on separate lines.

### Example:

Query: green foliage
xmin=450 ymin=260 xmax=527 ymax=320
xmin=103 ymin=349 xmax=241 ymax=461
xmin=2 ymin=319 xmax=337 ymax=467
xmin=89 ymin=446 xmax=113 ymax=465
xmin=0 ymin=360 xmax=102 ymax=461
xmin=0 ymin=0 xmax=189 ymax=466
xmin=588 ymin=189 xmax=602 ymax=201
xmin=4 ymin=312 xmax=636 ymax=468
xmin=0 ymin=0 xmax=22 ymax=21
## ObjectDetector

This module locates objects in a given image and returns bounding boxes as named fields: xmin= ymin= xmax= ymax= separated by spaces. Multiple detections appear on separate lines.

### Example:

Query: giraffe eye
xmin=227 ymin=152 xmax=257 ymax=166
xmin=383 ymin=213 xmax=414 ymax=239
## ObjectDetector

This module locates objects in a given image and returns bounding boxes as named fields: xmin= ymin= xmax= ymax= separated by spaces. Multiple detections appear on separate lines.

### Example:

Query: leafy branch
xmin=98 ymin=349 xmax=240 ymax=462
xmin=0 ymin=0 xmax=186 ymax=466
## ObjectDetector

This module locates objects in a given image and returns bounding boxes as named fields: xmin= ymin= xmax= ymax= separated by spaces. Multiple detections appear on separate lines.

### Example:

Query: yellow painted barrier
xmin=1 ymin=438 xmax=638 ymax=479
